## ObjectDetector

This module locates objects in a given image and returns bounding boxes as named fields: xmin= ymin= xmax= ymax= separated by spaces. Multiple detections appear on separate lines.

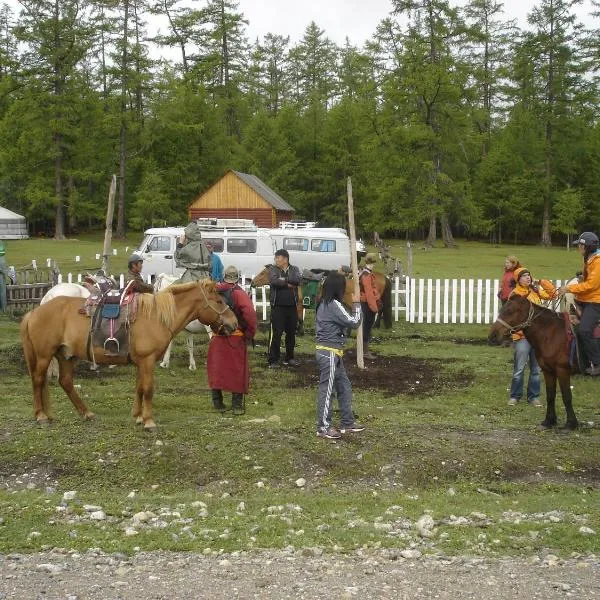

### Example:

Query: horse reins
xmin=495 ymin=302 xmax=541 ymax=334
xmin=198 ymin=282 xmax=235 ymax=335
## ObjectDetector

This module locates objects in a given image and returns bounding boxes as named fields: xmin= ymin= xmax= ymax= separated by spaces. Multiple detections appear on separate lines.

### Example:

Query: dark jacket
xmin=268 ymin=264 xmax=301 ymax=306
xmin=125 ymin=269 xmax=154 ymax=294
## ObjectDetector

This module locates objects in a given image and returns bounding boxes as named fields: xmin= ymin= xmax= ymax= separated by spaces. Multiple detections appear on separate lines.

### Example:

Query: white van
xmin=137 ymin=224 xmax=276 ymax=281
xmin=268 ymin=226 xmax=352 ymax=272
xmin=137 ymin=220 xmax=355 ymax=280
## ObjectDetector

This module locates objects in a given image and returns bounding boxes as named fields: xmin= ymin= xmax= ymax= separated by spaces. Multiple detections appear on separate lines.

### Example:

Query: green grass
xmin=2 ymin=231 xmax=143 ymax=276
xmin=2 ymin=235 xmax=584 ymax=280
xmin=1 ymin=312 xmax=599 ymax=557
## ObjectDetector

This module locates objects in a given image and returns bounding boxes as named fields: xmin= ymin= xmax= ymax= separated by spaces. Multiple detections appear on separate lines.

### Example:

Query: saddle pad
xmin=102 ymin=303 xmax=120 ymax=319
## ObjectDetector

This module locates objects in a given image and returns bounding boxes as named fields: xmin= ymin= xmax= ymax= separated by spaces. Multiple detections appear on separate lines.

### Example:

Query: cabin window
xmin=202 ymin=237 xmax=224 ymax=252
xmin=311 ymin=239 xmax=336 ymax=252
xmin=227 ymin=238 xmax=257 ymax=253
xmin=283 ymin=237 xmax=309 ymax=251
xmin=146 ymin=236 xmax=171 ymax=252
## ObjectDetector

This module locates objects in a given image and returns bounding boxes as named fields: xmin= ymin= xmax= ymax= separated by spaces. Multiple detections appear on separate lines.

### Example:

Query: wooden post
xmin=102 ymin=175 xmax=117 ymax=273
xmin=347 ymin=177 xmax=364 ymax=369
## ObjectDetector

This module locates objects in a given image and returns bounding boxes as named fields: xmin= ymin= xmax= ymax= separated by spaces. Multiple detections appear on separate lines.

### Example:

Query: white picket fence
xmin=55 ymin=272 xmax=569 ymax=325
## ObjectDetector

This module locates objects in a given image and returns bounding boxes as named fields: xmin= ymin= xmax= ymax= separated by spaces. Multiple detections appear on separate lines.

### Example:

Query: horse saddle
xmin=85 ymin=283 xmax=137 ymax=357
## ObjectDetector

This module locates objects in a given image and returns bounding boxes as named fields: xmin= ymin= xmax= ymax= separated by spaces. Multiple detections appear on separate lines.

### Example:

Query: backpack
xmin=218 ymin=284 xmax=247 ymax=332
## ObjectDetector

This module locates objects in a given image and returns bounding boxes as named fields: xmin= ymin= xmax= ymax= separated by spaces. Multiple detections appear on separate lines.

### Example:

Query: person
xmin=125 ymin=254 xmax=154 ymax=293
xmin=207 ymin=265 xmax=257 ymax=415
xmin=507 ymin=267 xmax=556 ymax=406
xmin=499 ymin=255 xmax=521 ymax=305
xmin=0 ymin=240 xmax=8 ymax=311
xmin=267 ymin=249 xmax=302 ymax=368
xmin=359 ymin=253 xmax=381 ymax=360
xmin=205 ymin=241 xmax=224 ymax=282
xmin=558 ymin=231 xmax=600 ymax=376
xmin=315 ymin=271 xmax=365 ymax=439
xmin=175 ymin=222 xmax=210 ymax=282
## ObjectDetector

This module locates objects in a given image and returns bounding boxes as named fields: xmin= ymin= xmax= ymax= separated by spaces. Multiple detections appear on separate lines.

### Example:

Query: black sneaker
xmin=339 ymin=422 xmax=365 ymax=434
xmin=283 ymin=358 xmax=300 ymax=367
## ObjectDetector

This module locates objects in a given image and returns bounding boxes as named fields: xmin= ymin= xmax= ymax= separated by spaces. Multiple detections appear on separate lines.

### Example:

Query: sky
xmin=232 ymin=0 xmax=596 ymax=46
xmin=2 ymin=0 xmax=597 ymax=48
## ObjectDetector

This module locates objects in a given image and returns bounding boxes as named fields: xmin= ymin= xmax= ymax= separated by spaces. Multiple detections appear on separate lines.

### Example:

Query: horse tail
xmin=382 ymin=276 xmax=393 ymax=328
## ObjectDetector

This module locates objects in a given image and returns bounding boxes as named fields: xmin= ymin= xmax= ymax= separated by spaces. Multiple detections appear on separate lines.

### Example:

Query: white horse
xmin=154 ymin=273 xmax=212 ymax=370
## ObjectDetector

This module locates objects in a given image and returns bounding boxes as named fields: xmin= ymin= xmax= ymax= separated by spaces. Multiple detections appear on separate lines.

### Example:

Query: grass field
xmin=1 ymin=233 xmax=585 ymax=280
xmin=1 ymin=306 xmax=599 ymax=557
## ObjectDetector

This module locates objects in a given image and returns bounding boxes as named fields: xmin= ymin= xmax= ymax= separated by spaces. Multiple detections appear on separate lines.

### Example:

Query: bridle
xmin=495 ymin=301 xmax=540 ymax=334
xmin=197 ymin=282 xmax=235 ymax=334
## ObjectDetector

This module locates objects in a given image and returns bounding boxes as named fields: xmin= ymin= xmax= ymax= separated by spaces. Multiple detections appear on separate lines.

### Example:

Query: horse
xmin=250 ymin=266 xmax=392 ymax=332
xmin=154 ymin=273 xmax=211 ymax=370
xmin=488 ymin=294 xmax=579 ymax=430
xmin=20 ymin=280 xmax=238 ymax=431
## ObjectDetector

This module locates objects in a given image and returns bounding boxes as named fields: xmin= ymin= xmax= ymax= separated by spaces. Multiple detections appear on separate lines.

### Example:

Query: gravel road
xmin=1 ymin=549 xmax=599 ymax=599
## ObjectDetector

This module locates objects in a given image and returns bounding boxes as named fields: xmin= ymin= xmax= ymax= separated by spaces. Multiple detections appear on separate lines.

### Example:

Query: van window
xmin=202 ymin=237 xmax=224 ymax=252
xmin=284 ymin=237 xmax=308 ymax=251
xmin=227 ymin=238 xmax=257 ymax=253
xmin=147 ymin=236 xmax=171 ymax=252
xmin=311 ymin=239 xmax=336 ymax=252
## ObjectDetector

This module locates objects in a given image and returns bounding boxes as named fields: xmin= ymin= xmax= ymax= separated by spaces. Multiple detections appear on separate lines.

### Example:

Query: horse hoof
xmin=36 ymin=417 xmax=52 ymax=426
xmin=539 ymin=421 xmax=556 ymax=430
xmin=188 ymin=365 xmax=196 ymax=371
xmin=159 ymin=362 xmax=168 ymax=369
xmin=143 ymin=422 xmax=157 ymax=432
xmin=135 ymin=416 xmax=144 ymax=425
xmin=560 ymin=421 xmax=579 ymax=431
xmin=84 ymin=412 xmax=96 ymax=421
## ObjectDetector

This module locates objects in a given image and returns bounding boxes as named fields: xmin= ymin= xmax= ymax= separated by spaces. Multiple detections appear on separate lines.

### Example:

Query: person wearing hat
xmin=359 ymin=253 xmax=382 ymax=360
xmin=125 ymin=253 xmax=154 ymax=293
xmin=558 ymin=231 xmax=600 ymax=375
xmin=507 ymin=267 xmax=556 ymax=406
xmin=206 ymin=265 xmax=257 ymax=415
xmin=175 ymin=222 xmax=210 ymax=282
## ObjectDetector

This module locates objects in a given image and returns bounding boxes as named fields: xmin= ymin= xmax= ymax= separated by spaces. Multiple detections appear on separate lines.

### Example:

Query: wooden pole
xmin=347 ymin=177 xmax=365 ymax=369
xmin=101 ymin=175 xmax=117 ymax=273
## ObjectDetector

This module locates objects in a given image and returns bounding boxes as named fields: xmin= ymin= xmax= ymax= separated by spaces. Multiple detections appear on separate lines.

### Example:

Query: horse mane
xmin=137 ymin=280 xmax=216 ymax=330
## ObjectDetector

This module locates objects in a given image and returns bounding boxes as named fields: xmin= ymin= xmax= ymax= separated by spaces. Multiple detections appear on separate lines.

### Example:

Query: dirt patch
xmin=287 ymin=352 xmax=472 ymax=397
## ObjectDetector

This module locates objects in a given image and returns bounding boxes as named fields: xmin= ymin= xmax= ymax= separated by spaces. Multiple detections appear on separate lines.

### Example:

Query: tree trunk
xmin=425 ymin=214 xmax=437 ymax=247
xmin=52 ymin=0 xmax=65 ymax=240
xmin=116 ymin=0 xmax=129 ymax=239
xmin=441 ymin=213 xmax=456 ymax=248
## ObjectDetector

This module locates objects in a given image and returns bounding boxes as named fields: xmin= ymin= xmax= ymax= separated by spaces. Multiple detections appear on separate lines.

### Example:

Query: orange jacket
xmin=566 ymin=252 xmax=600 ymax=303
xmin=359 ymin=269 xmax=381 ymax=313
xmin=509 ymin=279 xmax=556 ymax=341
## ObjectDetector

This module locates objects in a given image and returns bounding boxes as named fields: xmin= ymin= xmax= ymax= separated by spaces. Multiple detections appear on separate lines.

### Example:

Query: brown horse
xmin=20 ymin=280 xmax=238 ymax=431
xmin=250 ymin=266 xmax=391 ymax=333
xmin=488 ymin=294 xmax=579 ymax=430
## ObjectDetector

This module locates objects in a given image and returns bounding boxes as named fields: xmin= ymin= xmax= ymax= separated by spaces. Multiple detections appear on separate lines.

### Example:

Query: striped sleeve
xmin=333 ymin=299 xmax=361 ymax=326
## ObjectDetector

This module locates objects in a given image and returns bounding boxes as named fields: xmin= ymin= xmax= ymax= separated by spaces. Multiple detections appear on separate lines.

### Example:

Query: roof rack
xmin=279 ymin=221 xmax=318 ymax=229
xmin=196 ymin=218 xmax=257 ymax=231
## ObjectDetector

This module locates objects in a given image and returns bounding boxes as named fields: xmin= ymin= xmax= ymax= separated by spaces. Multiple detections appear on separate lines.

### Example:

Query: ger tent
xmin=0 ymin=206 xmax=28 ymax=239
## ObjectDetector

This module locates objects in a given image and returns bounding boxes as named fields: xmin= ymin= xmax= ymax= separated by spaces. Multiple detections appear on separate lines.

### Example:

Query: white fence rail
xmin=54 ymin=272 xmax=568 ymax=325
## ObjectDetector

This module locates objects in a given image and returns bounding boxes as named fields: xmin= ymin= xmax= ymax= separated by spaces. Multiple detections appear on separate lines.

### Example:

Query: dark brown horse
xmin=488 ymin=295 xmax=578 ymax=430
xmin=20 ymin=280 xmax=238 ymax=431
xmin=250 ymin=266 xmax=392 ymax=334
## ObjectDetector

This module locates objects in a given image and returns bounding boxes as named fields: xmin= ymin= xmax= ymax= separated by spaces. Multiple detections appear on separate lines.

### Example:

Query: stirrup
xmin=104 ymin=336 xmax=120 ymax=356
